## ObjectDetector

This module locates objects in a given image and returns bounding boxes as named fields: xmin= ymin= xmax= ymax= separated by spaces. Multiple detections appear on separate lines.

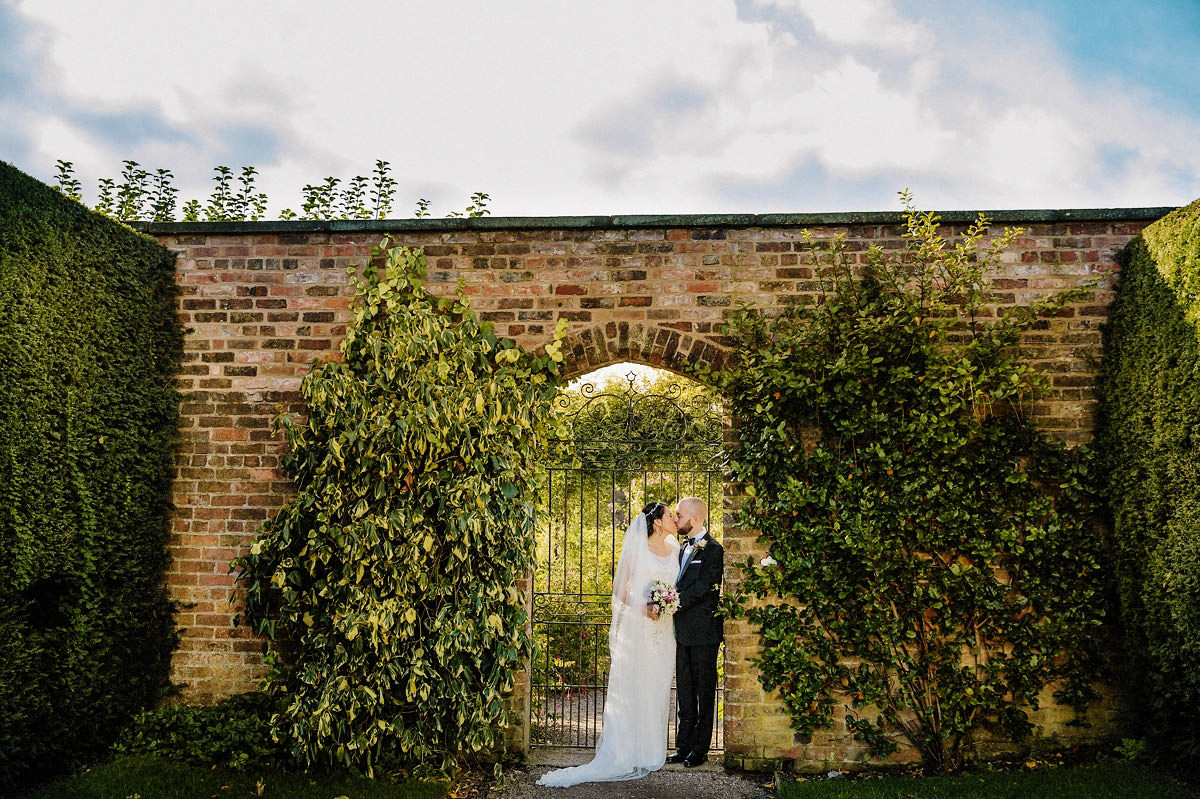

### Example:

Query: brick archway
xmin=560 ymin=321 xmax=730 ymax=380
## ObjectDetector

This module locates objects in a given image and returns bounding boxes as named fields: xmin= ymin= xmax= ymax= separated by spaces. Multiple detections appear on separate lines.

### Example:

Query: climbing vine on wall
xmin=233 ymin=240 xmax=567 ymax=777
xmin=706 ymin=194 xmax=1106 ymax=773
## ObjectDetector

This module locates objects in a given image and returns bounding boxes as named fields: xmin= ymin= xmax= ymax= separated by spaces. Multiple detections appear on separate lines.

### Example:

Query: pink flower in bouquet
xmin=649 ymin=580 xmax=679 ymax=615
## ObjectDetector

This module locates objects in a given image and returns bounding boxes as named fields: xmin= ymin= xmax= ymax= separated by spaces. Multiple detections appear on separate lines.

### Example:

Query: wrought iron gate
xmin=530 ymin=372 xmax=726 ymax=749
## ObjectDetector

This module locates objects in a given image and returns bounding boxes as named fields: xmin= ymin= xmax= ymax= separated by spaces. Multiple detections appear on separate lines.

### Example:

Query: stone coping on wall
xmin=133 ymin=206 xmax=1176 ymax=236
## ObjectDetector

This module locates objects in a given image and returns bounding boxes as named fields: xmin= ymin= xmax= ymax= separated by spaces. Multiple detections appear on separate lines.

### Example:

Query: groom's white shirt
xmin=677 ymin=526 xmax=708 ymax=581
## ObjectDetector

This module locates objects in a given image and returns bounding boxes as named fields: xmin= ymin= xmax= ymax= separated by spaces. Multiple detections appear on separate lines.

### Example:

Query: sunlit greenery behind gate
xmin=0 ymin=161 xmax=183 ymax=788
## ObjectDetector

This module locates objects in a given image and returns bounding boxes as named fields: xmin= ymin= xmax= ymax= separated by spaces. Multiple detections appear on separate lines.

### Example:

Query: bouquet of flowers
xmin=648 ymin=580 xmax=679 ymax=615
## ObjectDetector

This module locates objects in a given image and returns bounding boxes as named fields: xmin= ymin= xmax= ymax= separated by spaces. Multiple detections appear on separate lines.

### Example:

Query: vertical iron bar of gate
xmin=544 ymin=469 xmax=552 ymax=594
xmin=557 ymin=468 xmax=565 ymax=593
xmin=593 ymin=472 xmax=599 ymax=595
xmin=576 ymin=468 xmax=583 ymax=597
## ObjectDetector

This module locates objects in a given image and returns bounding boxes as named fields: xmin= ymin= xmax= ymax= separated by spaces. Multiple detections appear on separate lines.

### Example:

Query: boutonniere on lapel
xmin=693 ymin=538 xmax=708 ymax=552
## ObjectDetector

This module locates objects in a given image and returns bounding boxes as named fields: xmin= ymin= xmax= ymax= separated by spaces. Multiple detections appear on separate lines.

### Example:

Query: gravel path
xmin=489 ymin=749 xmax=771 ymax=799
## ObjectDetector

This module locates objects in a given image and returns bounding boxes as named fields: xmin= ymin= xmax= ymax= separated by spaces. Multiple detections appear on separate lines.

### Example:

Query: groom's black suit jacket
xmin=674 ymin=534 xmax=724 ymax=645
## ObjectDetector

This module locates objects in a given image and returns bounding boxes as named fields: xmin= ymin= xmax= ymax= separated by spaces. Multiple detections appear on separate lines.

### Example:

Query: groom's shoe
xmin=683 ymin=752 xmax=708 ymax=768
xmin=665 ymin=751 xmax=688 ymax=765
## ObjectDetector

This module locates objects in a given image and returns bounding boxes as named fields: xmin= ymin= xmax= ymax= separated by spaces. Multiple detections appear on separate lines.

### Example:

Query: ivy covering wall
xmin=710 ymin=202 xmax=1106 ymax=773
xmin=0 ymin=161 xmax=183 ymax=787
xmin=1098 ymin=198 xmax=1200 ymax=769
xmin=234 ymin=243 xmax=568 ymax=777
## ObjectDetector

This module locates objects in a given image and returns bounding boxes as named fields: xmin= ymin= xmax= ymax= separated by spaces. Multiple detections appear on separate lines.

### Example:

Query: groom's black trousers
xmin=675 ymin=641 xmax=720 ymax=756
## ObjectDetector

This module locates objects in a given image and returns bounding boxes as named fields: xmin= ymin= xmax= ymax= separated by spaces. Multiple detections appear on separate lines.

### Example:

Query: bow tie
xmin=686 ymin=536 xmax=699 ymax=546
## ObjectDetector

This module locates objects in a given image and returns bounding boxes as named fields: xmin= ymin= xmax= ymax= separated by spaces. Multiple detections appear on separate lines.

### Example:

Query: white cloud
xmin=759 ymin=0 xmax=931 ymax=51
xmin=6 ymin=0 xmax=1199 ymax=215
xmin=574 ymin=0 xmax=1200 ymax=211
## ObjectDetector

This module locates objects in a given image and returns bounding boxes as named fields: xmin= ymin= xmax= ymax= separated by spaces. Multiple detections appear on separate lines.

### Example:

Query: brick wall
xmin=149 ymin=208 xmax=1168 ymax=765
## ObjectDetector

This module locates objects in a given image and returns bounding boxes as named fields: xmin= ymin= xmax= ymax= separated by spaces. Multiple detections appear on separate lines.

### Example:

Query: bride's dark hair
xmin=641 ymin=501 xmax=667 ymax=536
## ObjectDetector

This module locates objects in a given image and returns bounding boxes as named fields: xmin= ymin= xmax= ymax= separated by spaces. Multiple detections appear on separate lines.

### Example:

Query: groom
xmin=667 ymin=497 xmax=724 ymax=768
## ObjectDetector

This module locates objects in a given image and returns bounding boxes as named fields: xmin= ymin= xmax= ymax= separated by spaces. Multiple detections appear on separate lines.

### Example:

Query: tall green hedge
xmin=1098 ymin=198 xmax=1200 ymax=769
xmin=0 ymin=161 xmax=183 ymax=787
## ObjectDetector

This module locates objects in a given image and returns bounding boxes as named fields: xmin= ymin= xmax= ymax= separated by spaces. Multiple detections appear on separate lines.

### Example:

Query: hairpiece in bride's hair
xmin=641 ymin=501 xmax=667 ymax=535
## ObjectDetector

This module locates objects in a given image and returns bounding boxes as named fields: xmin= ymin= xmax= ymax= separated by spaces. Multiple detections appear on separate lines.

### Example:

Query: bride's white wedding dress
xmin=536 ymin=518 xmax=678 ymax=788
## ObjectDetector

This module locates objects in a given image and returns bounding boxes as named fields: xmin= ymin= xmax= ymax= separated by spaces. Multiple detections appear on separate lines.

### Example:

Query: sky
xmin=568 ymin=362 xmax=658 ymax=391
xmin=3 ymin=0 xmax=1199 ymax=218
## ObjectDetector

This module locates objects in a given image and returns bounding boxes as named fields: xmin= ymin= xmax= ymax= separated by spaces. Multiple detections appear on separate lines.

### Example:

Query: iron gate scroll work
xmin=530 ymin=373 xmax=727 ymax=750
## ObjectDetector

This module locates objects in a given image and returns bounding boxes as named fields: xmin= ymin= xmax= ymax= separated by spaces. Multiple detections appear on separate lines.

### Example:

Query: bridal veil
xmin=536 ymin=511 xmax=677 ymax=787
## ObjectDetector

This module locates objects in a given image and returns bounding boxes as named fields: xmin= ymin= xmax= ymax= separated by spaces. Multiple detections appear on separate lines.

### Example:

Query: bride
xmin=536 ymin=501 xmax=680 ymax=787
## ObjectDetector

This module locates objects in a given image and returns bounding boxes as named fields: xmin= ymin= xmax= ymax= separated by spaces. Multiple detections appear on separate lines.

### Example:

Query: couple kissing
xmin=537 ymin=497 xmax=725 ymax=788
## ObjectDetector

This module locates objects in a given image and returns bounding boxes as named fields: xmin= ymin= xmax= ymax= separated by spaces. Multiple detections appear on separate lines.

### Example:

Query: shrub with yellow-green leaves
xmin=234 ymin=241 xmax=567 ymax=777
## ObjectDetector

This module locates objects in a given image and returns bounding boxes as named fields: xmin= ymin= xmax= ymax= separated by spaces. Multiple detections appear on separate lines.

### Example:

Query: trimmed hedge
xmin=0 ymin=161 xmax=183 ymax=787
xmin=1098 ymin=197 xmax=1200 ymax=769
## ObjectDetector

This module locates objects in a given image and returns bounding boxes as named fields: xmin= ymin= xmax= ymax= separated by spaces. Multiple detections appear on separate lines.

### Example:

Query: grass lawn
xmin=777 ymin=762 xmax=1196 ymax=799
xmin=18 ymin=756 xmax=449 ymax=799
